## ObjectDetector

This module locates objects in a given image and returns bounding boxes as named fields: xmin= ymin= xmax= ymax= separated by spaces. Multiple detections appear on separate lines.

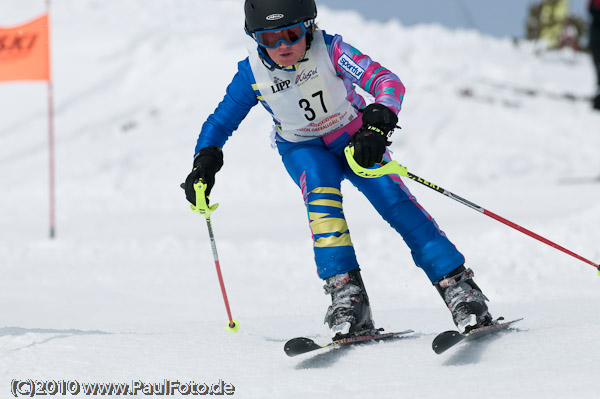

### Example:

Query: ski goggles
xmin=252 ymin=21 xmax=308 ymax=49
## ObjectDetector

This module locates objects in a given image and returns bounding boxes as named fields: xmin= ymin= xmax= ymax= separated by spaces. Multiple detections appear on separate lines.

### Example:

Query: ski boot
xmin=323 ymin=269 xmax=376 ymax=339
xmin=434 ymin=265 xmax=493 ymax=334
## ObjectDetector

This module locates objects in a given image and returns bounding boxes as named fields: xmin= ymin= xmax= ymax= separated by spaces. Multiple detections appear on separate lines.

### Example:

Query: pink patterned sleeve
xmin=326 ymin=32 xmax=405 ymax=114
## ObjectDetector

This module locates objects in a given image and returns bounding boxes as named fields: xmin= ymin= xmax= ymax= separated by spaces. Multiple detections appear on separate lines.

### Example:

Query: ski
xmin=432 ymin=318 xmax=523 ymax=354
xmin=284 ymin=329 xmax=414 ymax=357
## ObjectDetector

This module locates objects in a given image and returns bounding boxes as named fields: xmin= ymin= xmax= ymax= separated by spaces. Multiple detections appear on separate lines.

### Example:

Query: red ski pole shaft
xmin=483 ymin=208 xmax=599 ymax=269
xmin=186 ymin=181 xmax=240 ymax=332
xmin=205 ymin=216 xmax=236 ymax=327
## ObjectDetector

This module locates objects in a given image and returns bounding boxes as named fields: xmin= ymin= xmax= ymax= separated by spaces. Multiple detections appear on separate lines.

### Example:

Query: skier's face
xmin=264 ymin=35 xmax=307 ymax=67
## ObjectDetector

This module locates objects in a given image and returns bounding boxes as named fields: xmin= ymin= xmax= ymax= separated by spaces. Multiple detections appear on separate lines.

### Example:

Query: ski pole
xmin=343 ymin=146 xmax=600 ymax=275
xmin=188 ymin=181 xmax=240 ymax=332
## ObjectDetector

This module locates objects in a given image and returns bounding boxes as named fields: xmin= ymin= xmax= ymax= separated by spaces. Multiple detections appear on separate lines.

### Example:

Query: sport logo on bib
xmin=295 ymin=67 xmax=318 ymax=86
xmin=271 ymin=76 xmax=292 ymax=94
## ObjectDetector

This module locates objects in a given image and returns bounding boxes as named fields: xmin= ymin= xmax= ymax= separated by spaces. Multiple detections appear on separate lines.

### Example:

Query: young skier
xmin=184 ymin=0 xmax=494 ymax=339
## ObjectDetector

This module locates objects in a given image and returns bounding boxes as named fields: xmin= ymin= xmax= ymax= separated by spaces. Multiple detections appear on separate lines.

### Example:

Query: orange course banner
xmin=0 ymin=14 xmax=50 ymax=82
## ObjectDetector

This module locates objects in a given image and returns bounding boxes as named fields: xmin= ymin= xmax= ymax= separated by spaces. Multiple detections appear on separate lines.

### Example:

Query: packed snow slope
xmin=1 ymin=1 xmax=599 ymax=398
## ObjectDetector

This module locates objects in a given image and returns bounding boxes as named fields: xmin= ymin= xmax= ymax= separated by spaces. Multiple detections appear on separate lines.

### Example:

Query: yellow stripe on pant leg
xmin=315 ymin=233 xmax=353 ymax=248
xmin=309 ymin=187 xmax=343 ymax=196
xmin=309 ymin=212 xmax=329 ymax=221
xmin=308 ymin=199 xmax=344 ymax=208
xmin=309 ymin=216 xmax=353 ymax=248
xmin=310 ymin=217 xmax=349 ymax=237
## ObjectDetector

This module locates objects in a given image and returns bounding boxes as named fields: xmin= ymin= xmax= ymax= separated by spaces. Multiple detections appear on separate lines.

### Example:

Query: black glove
xmin=184 ymin=146 xmax=223 ymax=205
xmin=351 ymin=128 xmax=390 ymax=168
xmin=359 ymin=103 xmax=398 ymax=135
xmin=351 ymin=104 xmax=398 ymax=168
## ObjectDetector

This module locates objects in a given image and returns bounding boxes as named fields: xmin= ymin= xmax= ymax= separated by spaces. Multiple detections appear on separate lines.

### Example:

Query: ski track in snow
xmin=1 ymin=1 xmax=599 ymax=398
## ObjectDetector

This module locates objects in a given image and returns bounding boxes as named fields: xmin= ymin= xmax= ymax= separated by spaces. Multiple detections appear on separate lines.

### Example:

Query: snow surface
xmin=1 ymin=0 xmax=599 ymax=398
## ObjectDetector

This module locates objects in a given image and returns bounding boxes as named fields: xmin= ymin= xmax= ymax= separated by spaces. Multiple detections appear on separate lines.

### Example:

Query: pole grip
xmin=191 ymin=180 xmax=218 ymax=218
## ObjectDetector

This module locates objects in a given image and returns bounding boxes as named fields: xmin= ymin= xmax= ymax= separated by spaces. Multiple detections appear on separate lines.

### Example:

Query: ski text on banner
xmin=0 ymin=14 xmax=50 ymax=82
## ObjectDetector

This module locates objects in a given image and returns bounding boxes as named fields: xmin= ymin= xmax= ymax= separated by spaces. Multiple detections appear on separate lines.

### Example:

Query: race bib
xmin=250 ymin=30 xmax=357 ymax=142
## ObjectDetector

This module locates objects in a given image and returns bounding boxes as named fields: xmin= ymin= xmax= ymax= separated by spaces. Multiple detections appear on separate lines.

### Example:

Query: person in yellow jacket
xmin=540 ymin=0 xmax=570 ymax=48
xmin=527 ymin=0 xmax=570 ymax=48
